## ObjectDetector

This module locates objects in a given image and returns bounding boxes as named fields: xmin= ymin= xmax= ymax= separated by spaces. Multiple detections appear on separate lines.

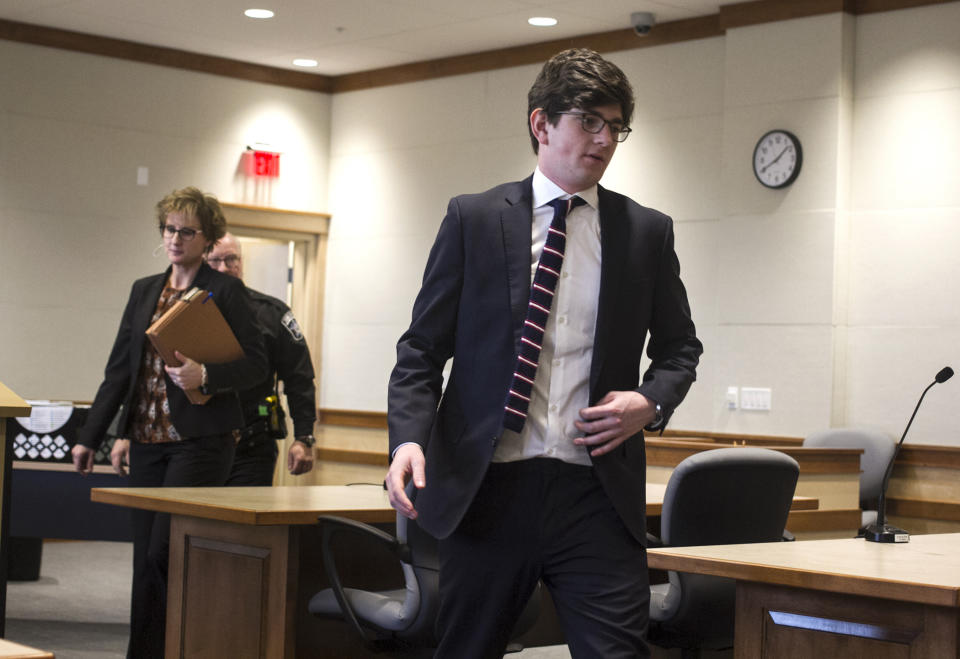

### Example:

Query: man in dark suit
xmin=386 ymin=49 xmax=702 ymax=658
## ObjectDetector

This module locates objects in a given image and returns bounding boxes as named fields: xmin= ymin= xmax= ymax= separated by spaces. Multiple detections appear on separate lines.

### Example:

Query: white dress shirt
xmin=493 ymin=168 xmax=601 ymax=466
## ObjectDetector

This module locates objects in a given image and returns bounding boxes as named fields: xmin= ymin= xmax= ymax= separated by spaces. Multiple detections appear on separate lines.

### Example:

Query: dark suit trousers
xmin=436 ymin=458 xmax=650 ymax=659
xmin=127 ymin=435 xmax=235 ymax=659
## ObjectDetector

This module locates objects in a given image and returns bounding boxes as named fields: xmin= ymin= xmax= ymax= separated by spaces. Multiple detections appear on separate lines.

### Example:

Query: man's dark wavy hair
xmin=527 ymin=48 xmax=635 ymax=154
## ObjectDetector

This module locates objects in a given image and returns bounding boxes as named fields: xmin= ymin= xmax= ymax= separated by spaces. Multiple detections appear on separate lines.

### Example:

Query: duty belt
xmin=239 ymin=419 xmax=272 ymax=440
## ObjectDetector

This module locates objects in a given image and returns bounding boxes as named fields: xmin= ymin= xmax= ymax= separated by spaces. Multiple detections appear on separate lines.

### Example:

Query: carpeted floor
xmin=5 ymin=540 xmax=130 ymax=659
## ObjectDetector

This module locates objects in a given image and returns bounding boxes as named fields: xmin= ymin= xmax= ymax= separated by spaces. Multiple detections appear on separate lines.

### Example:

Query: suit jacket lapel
xmin=501 ymin=177 xmax=534 ymax=333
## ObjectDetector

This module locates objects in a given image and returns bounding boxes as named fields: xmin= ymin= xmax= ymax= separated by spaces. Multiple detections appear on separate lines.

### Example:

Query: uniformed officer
xmin=206 ymin=232 xmax=316 ymax=484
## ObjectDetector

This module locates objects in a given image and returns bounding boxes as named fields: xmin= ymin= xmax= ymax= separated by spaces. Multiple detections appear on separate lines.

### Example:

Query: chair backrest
xmin=803 ymin=428 xmax=895 ymax=503
xmin=650 ymin=448 xmax=800 ymax=651
xmin=392 ymin=483 xmax=441 ymax=645
xmin=661 ymin=447 xmax=800 ymax=547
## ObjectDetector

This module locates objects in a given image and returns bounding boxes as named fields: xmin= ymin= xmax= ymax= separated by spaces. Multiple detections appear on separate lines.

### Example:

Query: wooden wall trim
xmin=718 ymin=0 xmax=850 ymax=30
xmin=331 ymin=15 xmax=722 ymax=93
xmin=1 ymin=1 xmax=952 ymax=94
xmin=786 ymin=508 xmax=862 ymax=532
xmin=0 ymin=18 xmax=334 ymax=92
xmin=646 ymin=439 xmax=862 ymax=474
xmin=662 ymin=429 xmax=803 ymax=446
xmin=887 ymin=497 xmax=960 ymax=522
xmin=895 ymin=445 xmax=960 ymax=469
xmin=312 ymin=413 xmax=960 ymax=469
xmin=315 ymin=447 xmax=387 ymax=468
xmin=318 ymin=409 xmax=387 ymax=429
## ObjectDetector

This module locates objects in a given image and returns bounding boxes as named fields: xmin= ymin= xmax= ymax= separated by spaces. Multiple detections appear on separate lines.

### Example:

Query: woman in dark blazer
xmin=72 ymin=187 xmax=267 ymax=659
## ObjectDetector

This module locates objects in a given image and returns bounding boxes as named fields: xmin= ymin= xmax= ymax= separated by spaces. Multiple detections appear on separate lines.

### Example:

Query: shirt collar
xmin=532 ymin=167 xmax=598 ymax=211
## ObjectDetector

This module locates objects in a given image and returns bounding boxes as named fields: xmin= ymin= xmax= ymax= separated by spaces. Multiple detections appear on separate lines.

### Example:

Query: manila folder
xmin=145 ymin=287 xmax=244 ymax=405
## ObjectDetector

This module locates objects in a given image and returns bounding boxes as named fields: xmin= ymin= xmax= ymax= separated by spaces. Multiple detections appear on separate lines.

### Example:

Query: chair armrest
xmin=646 ymin=533 xmax=664 ymax=548
xmin=316 ymin=515 xmax=404 ymax=647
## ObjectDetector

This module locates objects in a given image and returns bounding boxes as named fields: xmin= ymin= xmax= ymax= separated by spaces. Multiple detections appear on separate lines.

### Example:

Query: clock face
xmin=753 ymin=130 xmax=802 ymax=189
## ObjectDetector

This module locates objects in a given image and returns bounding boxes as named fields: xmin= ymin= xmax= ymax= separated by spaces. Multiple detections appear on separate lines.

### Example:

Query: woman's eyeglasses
xmin=162 ymin=225 xmax=201 ymax=241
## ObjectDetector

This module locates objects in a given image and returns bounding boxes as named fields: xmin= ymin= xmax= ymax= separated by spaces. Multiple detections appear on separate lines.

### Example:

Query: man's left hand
xmin=288 ymin=441 xmax=315 ymax=475
xmin=574 ymin=391 xmax=657 ymax=457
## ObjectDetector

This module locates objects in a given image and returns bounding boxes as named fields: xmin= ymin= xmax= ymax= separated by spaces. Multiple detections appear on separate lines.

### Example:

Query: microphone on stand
xmin=864 ymin=366 xmax=954 ymax=543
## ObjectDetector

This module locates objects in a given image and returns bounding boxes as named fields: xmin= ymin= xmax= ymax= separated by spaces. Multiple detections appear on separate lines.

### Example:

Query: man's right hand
xmin=386 ymin=443 xmax=426 ymax=520
xmin=71 ymin=444 xmax=95 ymax=476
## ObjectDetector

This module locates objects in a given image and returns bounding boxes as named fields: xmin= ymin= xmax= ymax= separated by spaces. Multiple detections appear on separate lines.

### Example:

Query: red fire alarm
xmin=244 ymin=147 xmax=280 ymax=178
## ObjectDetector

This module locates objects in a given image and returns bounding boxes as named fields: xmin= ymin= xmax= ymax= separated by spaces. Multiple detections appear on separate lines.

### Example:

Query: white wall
xmin=322 ymin=4 xmax=960 ymax=445
xmin=0 ymin=41 xmax=331 ymax=400
xmin=2 ymin=3 xmax=958 ymax=445
xmin=844 ymin=3 xmax=960 ymax=444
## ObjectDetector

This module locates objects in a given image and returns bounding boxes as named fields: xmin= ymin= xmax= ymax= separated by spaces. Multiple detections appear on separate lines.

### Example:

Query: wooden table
xmin=92 ymin=484 xmax=392 ymax=659
xmin=648 ymin=533 xmax=960 ymax=658
xmin=91 ymin=483 xmax=818 ymax=658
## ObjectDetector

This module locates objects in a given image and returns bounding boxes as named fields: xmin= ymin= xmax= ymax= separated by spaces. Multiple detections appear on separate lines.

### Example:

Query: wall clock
xmin=752 ymin=129 xmax=802 ymax=189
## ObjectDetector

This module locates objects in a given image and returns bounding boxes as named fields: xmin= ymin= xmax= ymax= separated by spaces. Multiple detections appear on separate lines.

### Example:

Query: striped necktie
xmin=503 ymin=196 xmax=586 ymax=433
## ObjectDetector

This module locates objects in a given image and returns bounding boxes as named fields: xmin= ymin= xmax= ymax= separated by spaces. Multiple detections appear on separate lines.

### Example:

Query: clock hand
xmin=761 ymin=146 xmax=789 ymax=173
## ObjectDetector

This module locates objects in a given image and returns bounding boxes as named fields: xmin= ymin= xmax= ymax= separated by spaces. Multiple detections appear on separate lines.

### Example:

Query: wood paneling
xmin=737 ymin=581 xmax=957 ymax=658
xmin=786 ymin=508 xmax=861 ymax=532
xmin=888 ymin=496 xmax=960 ymax=522
xmin=647 ymin=439 xmax=862 ymax=475
xmin=315 ymin=447 xmax=387 ymax=467
xmin=662 ymin=429 xmax=804 ymax=446
xmin=896 ymin=444 xmax=960 ymax=469
xmin=318 ymin=408 xmax=387 ymax=429
xmin=166 ymin=516 xmax=298 ymax=659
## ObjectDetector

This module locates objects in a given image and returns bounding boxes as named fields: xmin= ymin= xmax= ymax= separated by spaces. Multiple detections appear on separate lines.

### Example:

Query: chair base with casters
xmin=647 ymin=447 xmax=800 ymax=659
xmin=309 ymin=513 xmax=541 ymax=656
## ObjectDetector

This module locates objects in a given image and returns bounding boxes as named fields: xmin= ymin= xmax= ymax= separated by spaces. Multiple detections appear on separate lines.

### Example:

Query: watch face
xmin=753 ymin=130 xmax=802 ymax=189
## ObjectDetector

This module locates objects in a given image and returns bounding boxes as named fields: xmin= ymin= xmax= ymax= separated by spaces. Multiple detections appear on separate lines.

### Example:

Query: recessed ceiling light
xmin=528 ymin=17 xmax=558 ymax=27
xmin=293 ymin=58 xmax=318 ymax=68
xmin=244 ymin=8 xmax=275 ymax=19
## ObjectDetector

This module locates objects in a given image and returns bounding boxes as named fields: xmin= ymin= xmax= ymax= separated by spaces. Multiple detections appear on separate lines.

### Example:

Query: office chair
xmin=647 ymin=447 xmax=800 ymax=659
xmin=803 ymin=428 xmax=895 ymax=529
xmin=309 ymin=488 xmax=541 ymax=657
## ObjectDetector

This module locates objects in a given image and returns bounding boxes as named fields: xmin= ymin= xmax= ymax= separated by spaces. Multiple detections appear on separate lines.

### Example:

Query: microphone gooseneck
xmin=865 ymin=366 xmax=953 ymax=543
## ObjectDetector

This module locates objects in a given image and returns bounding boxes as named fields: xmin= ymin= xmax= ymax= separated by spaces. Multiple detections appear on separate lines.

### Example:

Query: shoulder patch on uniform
xmin=281 ymin=310 xmax=304 ymax=341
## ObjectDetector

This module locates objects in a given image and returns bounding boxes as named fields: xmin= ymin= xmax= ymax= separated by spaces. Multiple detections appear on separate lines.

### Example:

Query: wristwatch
xmin=295 ymin=435 xmax=316 ymax=448
xmin=645 ymin=402 xmax=664 ymax=432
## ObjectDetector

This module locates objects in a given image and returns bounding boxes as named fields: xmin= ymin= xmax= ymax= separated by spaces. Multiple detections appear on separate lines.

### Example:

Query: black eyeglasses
xmin=162 ymin=225 xmax=201 ymax=241
xmin=556 ymin=111 xmax=632 ymax=142
xmin=207 ymin=255 xmax=241 ymax=267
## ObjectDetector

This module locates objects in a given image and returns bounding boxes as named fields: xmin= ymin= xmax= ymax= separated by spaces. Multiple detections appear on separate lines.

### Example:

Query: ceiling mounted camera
xmin=630 ymin=11 xmax=655 ymax=36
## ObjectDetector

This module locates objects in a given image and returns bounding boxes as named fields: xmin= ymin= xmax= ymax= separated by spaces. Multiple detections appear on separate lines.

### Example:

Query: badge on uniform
xmin=281 ymin=310 xmax=304 ymax=341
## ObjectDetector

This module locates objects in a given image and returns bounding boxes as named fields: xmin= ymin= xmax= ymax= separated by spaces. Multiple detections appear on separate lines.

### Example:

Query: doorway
xmin=221 ymin=203 xmax=330 ymax=486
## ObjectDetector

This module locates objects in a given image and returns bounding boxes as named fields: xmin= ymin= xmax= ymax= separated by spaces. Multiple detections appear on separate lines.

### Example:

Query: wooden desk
xmin=91 ymin=483 xmax=818 ymax=658
xmin=0 ymin=639 xmax=54 ymax=658
xmin=648 ymin=533 xmax=960 ymax=658
xmin=92 ymin=484 xmax=392 ymax=659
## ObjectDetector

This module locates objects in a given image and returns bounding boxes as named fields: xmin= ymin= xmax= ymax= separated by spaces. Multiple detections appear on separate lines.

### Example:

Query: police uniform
xmin=226 ymin=287 xmax=317 ymax=485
